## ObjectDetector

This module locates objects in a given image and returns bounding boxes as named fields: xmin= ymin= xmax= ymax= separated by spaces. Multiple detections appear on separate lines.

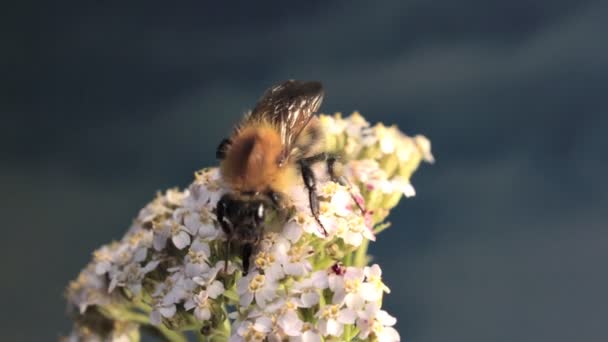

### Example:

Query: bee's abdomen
xmin=294 ymin=117 xmax=323 ymax=158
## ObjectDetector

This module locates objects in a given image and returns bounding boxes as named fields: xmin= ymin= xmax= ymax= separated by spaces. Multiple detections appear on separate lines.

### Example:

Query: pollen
xmin=345 ymin=279 xmax=360 ymax=293
xmin=117 ymin=251 xmax=131 ymax=265
xmin=187 ymin=250 xmax=205 ymax=264
xmin=348 ymin=217 xmax=364 ymax=233
xmin=319 ymin=202 xmax=330 ymax=215
xmin=93 ymin=243 xmax=117 ymax=262
xmin=151 ymin=217 xmax=165 ymax=232
xmin=194 ymin=168 xmax=214 ymax=184
xmin=295 ymin=212 xmax=308 ymax=225
xmin=335 ymin=219 xmax=348 ymax=234
xmin=199 ymin=208 xmax=213 ymax=224
xmin=248 ymin=274 xmax=266 ymax=292
xmin=254 ymin=251 xmax=275 ymax=269
xmin=287 ymin=245 xmax=305 ymax=262
xmin=243 ymin=326 xmax=266 ymax=342
xmin=320 ymin=304 xmax=340 ymax=319
xmin=170 ymin=222 xmax=180 ymax=235
xmin=320 ymin=182 xmax=340 ymax=196
xmin=285 ymin=300 xmax=298 ymax=311
xmin=127 ymin=231 xmax=146 ymax=246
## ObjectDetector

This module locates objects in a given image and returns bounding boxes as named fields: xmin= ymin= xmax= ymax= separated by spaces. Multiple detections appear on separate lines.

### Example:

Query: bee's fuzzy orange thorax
xmin=221 ymin=124 xmax=296 ymax=193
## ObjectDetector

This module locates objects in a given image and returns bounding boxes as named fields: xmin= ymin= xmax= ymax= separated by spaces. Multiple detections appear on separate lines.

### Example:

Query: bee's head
xmin=217 ymin=193 xmax=271 ymax=243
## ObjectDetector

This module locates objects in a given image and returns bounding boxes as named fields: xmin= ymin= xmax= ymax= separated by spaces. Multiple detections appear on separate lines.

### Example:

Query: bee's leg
xmin=303 ymin=153 xmax=366 ymax=214
xmin=216 ymin=195 xmax=233 ymax=273
xmin=241 ymin=243 xmax=253 ymax=276
xmin=299 ymin=160 xmax=328 ymax=236
xmin=216 ymin=138 xmax=232 ymax=160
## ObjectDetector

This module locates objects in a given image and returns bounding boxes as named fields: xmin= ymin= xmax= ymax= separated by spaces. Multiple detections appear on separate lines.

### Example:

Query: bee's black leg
xmin=216 ymin=138 xmax=231 ymax=160
xmin=216 ymin=195 xmax=233 ymax=273
xmin=241 ymin=243 xmax=253 ymax=276
xmin=299 ymin=160 xmax=328 ymax=236
xmin=303 ymin=153 xmax=366 ymax=214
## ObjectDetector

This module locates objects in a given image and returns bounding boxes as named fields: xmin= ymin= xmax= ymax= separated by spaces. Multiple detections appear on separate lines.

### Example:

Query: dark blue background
xmin=2 ymin=1 xmax=607 ymax=340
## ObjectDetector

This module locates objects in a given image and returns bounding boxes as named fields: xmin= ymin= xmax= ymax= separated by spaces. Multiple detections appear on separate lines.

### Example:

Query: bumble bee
xmin=215 ymin=80 xmax=362 ymax=275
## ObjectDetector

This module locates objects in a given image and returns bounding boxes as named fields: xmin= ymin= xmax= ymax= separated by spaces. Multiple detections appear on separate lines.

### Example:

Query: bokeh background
xmin=2 ymin=0 xmax=607 ymax=340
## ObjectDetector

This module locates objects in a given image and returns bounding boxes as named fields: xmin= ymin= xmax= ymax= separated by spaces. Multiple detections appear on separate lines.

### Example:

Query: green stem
xmin=151 ymin=324 xmax=189 ymax=342
xmin=208 ymin=316 xmax=231 ymax=342
xmin=99 ymin=305 xmax=188 ymax=342
xmin=353 ymin=239 xmax=369 ymax=268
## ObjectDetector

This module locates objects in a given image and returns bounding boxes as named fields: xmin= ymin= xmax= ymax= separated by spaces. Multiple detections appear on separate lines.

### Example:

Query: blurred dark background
xmin=2 ymin=0 xmax=607 ymax=340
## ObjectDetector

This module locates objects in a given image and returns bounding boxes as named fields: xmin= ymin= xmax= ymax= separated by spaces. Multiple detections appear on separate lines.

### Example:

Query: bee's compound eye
xmin=256 ymin=203 xmax=265 ymax=220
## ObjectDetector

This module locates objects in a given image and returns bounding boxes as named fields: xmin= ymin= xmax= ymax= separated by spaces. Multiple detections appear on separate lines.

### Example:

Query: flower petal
xmin=338 ymin=308 xmax=357 ymax=324
xmin=207 ymin=280 xmax=225 ymax=299
xmin=172 ymin=231 xmax=191 ymax=249
xmin=159 ymin=305 xmax=176 ymax=318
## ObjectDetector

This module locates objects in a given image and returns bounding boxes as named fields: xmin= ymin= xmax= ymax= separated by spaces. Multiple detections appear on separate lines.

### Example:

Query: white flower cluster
xmin=232 ymin=264 xmax=398 ymax=342
xmin=65 ymin=113 xmax=433 ymax=342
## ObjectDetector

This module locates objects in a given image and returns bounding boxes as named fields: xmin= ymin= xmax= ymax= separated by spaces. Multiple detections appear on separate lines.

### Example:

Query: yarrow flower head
xmin=64 ymin=112 xmax=432 ymax=341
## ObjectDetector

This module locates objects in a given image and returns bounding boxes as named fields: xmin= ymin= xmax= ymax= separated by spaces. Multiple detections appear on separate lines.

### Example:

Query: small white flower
xmin=292 ymin=271 xmax=328 ymax=308
xmin=329 ymin=267 xmax=366 ymax=310
xmin=193 ymin=260 xmax=236 ymax=287
xmin=282 ymin=219 xmax=303 ymax=243
xmin=344 ymin=112 xmax=371 ymax=137
xmin=150 ymin=292 xmax=177 ymax=326
xmin=320 ymin=113 xmax=348 ymax=135
xmin=286 ymin=211 xmax=326 ymax=238
xmin=149 ymin=269 xmax=197 ymax=325
xmin=346 ymin=159 xmax=387 ymax=191
xmin=66 ymin=264 xmax=112 ymax=314
xmin=138 ymin=194 xmax=171 ymax=223
xmin=252 ymin=245 xmax=285 ymax=280
xmin=375 ymin=124 xmax=397 ymax=154
xmin=317 ymin=304 xmax=357 ymax=337
xmin=298 ymin=329 xmax=322 ymax=342
xmin=184 ymin=238 xmax=211 ymax=277
xmin=235 ymin=317 xmax=273 ymax=342
xmin=237 ymin=271 xmax=279 ymax=308
xmin=152 ymin=220 xmax=171 ymax=251
xmin=183 ymin=208 xmax=219 ymax=240
xmin=414 ymin=134 xmax=435 ymax=163
xmin=184 ymin=280 xmax=224 ymax=321
xmin=386 ymin=177 xmax=416 ymax=198
xmin=171 ymin=225 xmax=194 ymax=250
xmin=107 ymin=259 xmax=159 ymax=295
xmin=360 ymin=264 xmax=390 ymax=302
xmin=165 ymin=188 xmax=186 ymax=206
xmin=182 ymin=185 xmax=207 ymax=212
xmin=278 ymin=310 xmax=303 ymax=337
xmin=190 ymin=168 xmax=224 ymax=206
xmin=356 ymin=302 xmax=399 ymax=341
xmin=330 ymin=188 xmax=353 ymax=217
xmin=272 ymin=237 xmax=311 ymax=277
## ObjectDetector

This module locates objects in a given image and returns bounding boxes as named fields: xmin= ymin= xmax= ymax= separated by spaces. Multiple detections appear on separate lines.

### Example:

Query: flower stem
xmin=353 ymin=239 xmax=370 ymax=268
xmin=99 ymin=306 xmax=188 ymax=342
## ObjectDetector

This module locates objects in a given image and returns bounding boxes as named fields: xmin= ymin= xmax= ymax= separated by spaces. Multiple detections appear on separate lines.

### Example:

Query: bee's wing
xmin=249 ymin=80 xmax=324 ymax=163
